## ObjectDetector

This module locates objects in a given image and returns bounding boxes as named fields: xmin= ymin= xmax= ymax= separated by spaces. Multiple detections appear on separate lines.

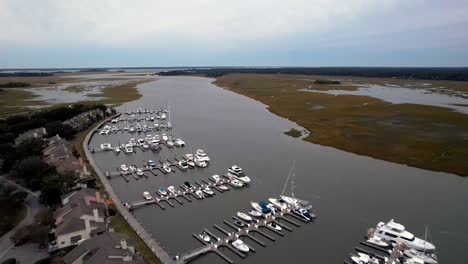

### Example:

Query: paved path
xmin=84 ymin=115 xmax=178 ymax=264
xmin=0 ymin=175 xmax=39 ymax=197
xmin=0 ymin=193 xmax=45 ymax=263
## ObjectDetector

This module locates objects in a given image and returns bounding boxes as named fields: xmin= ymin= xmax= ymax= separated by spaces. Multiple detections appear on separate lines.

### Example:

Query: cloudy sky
xmin=1 ymin=0 xmax=468 ymax=68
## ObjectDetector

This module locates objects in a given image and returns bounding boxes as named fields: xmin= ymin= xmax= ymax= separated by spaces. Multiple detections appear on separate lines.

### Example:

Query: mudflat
xmin=214 ymin=73 xmax=468 ymax=176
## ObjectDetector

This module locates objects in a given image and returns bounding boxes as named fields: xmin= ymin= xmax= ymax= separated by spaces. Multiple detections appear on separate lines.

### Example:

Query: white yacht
xmin=230 ymin=179 xmax=244 ymax=188
xmin=366 ymin=235 xmax=390 ymax=248
xmin=166 ymin=140 xmax=174 ymax=147
xmin=211 ymin=175 xmax=221 ymax=182
xmin=143 ymin=191 xmax=152 ymax=200
xmin=100 ymin=143 xmax=112 ymax=150
xmin=161 ymin=133 xmax=169 ymax=141
xmin=129 ymin=126 xmax=135 ymax=133
xmin=248 ymin=210 xmax=262 ymax=217
xmin=232 ymin=239 xmax=249 ymax=253
xmin=227 ymin=165 xmax=251 ymax=183
xmin=124 ymin=144 xmax=133 ymax=154
xmin=167 ymin=186 xmax=177 ymax=194
xmin=251 ymin=202 xmax=263 ymax=213
xmin=373 ymin=219 xmax=436 ymax=252
xmin=152 ymin=135 xmax=160 ymax=143
xmin=268 ymin=198 xmax=288 ymax=210
xmin=202 ymin=187 xmax=214 ymax=196
xmin=120 ymin=164 xmax=129 ymax=171
xmin=350 ymin=253 xmax=380 ymax=264
xmin=236 ymin=212 xmax=252 ymax=222
xmin=195 ymin=149 xmax=210 ymax=162
xmin=161 ymin=113 xmax=166 ymax=120
xmin=403 ymin=248 xmax=438 ymax=264
xmin=174 ymin=138 xmax=185 ymax=147
xmin=279 ymin=195 xmax=312 ymax=210
xmin=194 ymin=159 xmax=208 ymax=168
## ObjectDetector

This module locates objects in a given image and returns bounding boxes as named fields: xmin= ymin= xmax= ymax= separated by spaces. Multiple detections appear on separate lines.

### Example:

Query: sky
xmin=1 ymin=0 xmax=468 ymax=68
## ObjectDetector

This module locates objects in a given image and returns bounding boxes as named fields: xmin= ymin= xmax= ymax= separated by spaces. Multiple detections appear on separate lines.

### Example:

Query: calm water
xmin=89 ymin=76 xmax=468 ymax=264
xmin=299 ymin=84 xmax=468 ymax=114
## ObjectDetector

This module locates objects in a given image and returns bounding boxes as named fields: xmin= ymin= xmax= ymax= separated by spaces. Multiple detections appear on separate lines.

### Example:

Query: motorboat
xmin=129 ymin=165 xmax=137 ymax=172
xmin=403 ymin=258 xmax=425 ymax=264
xmin=129 ymin=138 xmax=137 ymax=146
xmin=137 ymin=138 xmax=145 ymax=146
xmin=154 ymin=123 xmax=159 ymax=130
xmin=100 ymin=143 xmax=112 ymax=150
xmin=248 ymin=210 xmax=262 ymax=217
xmin=194 ymin=159 xmax=208 ymax=168
xmin=237 ymin=212 xmax=252 ymax=222
xmin=268 ymin=198 xmax=288 ymax=210
xmin=230 ymin=179 xmax=244 ymax=188
xmin=373 ymin=219 xmax=436 ymax=252
xmin=211 ymin=175 xmax=221 ymax=182
xmin=199 ymin=231 xmax=210 ymax=243
xmin=167 ymin=186 xmax=177 ymax=194
xmin=120 ymin=164 xmax=129 ymax=171
xmin=142 ymin=143 xmax=149 ymax=149
xmin=163 ymin=163 xmax=172 ymax=173
xmin=195 ymin=190 xmax=204 ymax=199
xmin=147 ymin=125 xmax=153 ymax=131
xmin=178 ymin=160 xmax=189 ymax=169
xmin=145 ymin=134 xmax=153 ymax=143
xmin=279 ymin=195 xmax=312 ymax=210
xmin=233 ymin=219 xmax=245 ymax=228
xmin=159 ymin=187 xmax=168 ymax=196
xmin=161 ymin=133 xmax=169 ymax=141
xmin=129 ymin=126 xmax=135 ymax=133
xmin=114 ymin=146 xmax=121 ymax=153
xmin=160 ymin=123 xmax=166 ymax=129
xmin=232 ymin=239 xmax=249 ymax=253
xmin=184 ymin=181 xmax=193 ymax=189
xmin=124 ymin=144 xmax=133 ymax=153
xmin=366 ymin=235 xmax=390 ymax=248
xmin=166 ymin=140 xmax=174 ymax=147
xmin=251 ymin=202 xmax=263 ymax=213
xmin=143 ymin=191 xmax=152 ymax=200
xmin=267 ymin=222 xmax=282 ymax=231
xmin=161 ymin=113 xmax=166 ymax=120
xmin=152 ymin=135 xmax=160 ymax=143
xmin=185 ymin=153 xmax=194 ymax=161
xmin=202 ymin=187 xmax=214 ymax=196
xmin=136 ymin=168 xmax=144 ymax=176
xmin=150 ymin=143 xmax=161 ymax=151
xmin=123 ymin=125 xmax=129 ymax=131
xmin=174 ymin=138 xmax=185 ymax=147
xmin=147 ymin=160 xmax=156 ymax=167
xmin=218 ymin=185 xmax=229 ymax=191
xmin=195 ymin=149 xmax=210 ymax=162
xmin=292 ymin=208 xmax=314 ymax=222
xmin=403 ymin=248 xmax=438 ymax=264
xmin=167 ymin=122 xmax=173 ymax=129
xmin=187 ymin=159 xmax=196 ymax=168
xmin=227 ymin=165 xmax=250 ymax=183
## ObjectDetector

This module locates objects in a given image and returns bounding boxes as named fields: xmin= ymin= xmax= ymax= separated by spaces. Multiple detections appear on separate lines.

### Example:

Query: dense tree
xmin=39 ymin=173 xmax=76 ymax=206
xmin=15 ymin=156 xmax=49 ymax=190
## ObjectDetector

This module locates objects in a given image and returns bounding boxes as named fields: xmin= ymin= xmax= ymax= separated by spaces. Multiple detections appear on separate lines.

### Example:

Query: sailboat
xmin=280 ymin=161 xmax=315 ymax=213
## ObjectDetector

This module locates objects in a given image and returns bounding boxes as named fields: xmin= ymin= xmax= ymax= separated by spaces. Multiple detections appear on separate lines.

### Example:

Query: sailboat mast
xmin=291 ymin=162 xmax=295 ymax=198
xmin=281 ymin=160 xmax=295 ymax=195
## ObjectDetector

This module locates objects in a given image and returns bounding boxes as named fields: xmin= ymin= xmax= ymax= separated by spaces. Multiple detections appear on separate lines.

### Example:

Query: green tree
xmin=15 ymin=156 xmax=49 ymax=190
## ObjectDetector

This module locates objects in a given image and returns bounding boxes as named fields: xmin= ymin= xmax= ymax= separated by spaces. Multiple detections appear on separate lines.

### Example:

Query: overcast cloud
xmin=1 ymin=0 xmax=468 ymax=67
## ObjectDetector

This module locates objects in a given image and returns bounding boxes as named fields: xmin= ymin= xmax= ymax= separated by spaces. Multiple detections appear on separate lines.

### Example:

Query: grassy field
xmin=214 ymin=74 xmax=468 ymax=176
xmin=111 ymin=213 xmax=162 ymax=264
xmin=87 ymin=80 xmax=145 ymax=106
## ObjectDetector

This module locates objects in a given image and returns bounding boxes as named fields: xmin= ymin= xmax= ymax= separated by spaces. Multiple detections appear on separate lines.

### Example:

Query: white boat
xmin=124 ymin=144 xmax=133 ymax=153
xmin=195 ymin=149 xmax=210 ymax=162
xmin=143 ymin=191 xmax=152 ymax=200
xmin=218 ymin=185 xmax=229 ymax=191
xmin=129 ymin=165 xmax=137 ymax=172
xmin=199 ymin=231 xmax=210 ymax=243
xmin=161 ymin=113 xmax=166 ymax=120
xmin=174 ymin=138 xmax=185 ymax=147
xmin=267 ymin=222 xmax=282 ymax=231
xmin=202 ymin=187 xmax=214 ymax=196
xmin=163 ymin=163 xmax=172 ymax=173
xmin=129 ymin=126 xmax=135 ymax=133
xmin=194 ymin=159 xmax=208 ymax=168
xmin=129 ymin=138 xmax=137 ymax=146
xmin=100 ymin=143 xmax=112 ymax=150
xmin=167 ymin=122 xmax=173 ymax=129
xmin=350 ymin=253 xmax=380 ymax=264
xmin=136 ymin=168 xmax=144 ymax=176
xmin=227 ymin=165 xmax=251 ymax=183
xmin=166 ymin=140 xmax=174 ymax=147
xmin=248 ymin=210 xmax=262 ymax=217
xmin=251 ymin=202 xmax=263 ymax=213
xmin=142 ymin=143 xmax=149 ymax=149
xmin=232 ymin=239 xmax=249 ymax=253
xmin=366 ymin=235 xmax=390 ymax=248
xmin=230 ymin=179 xmax=244 ymax=188
xmin=373 ymin=219 xmax=436 ymax=252
xmin=137 ymin=138 xmax=145 ymax=146
xmin=114 ymin=146 xmax=121 ymax=153
xmin=211 ymin=175 xmax=221 ymax=182
xmin=178 ymin=160 xmax=189 ymax=169
xmin=268 ymin=198 xmax=288 ymax=210
xmin=159 ymin=187 xmax=168 ymax=196
xmin=185 ymin=153 xmax=194 ymax=160
xmin=195 ymin=190 xmax=204 ymax=199
xmin=120 ymin=164 xmax=129 ymax=171
xmin=161 ymin=133 xmax=168 ymax=141
xmin=167 ymin=186 xmax=177 ymax=194
xmin=236 ymin=212 xmax=252 ymax=222
xmin=152 ymin=135 xmax=160 ymax=143
xmin=279 ymin=195 xmax=312 ymax=210
xmin=404 ymin=248 xmax=438 ymax=264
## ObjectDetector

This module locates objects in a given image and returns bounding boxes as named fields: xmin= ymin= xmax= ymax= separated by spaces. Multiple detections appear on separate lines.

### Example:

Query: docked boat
xmin=153 ymin=135 xmax=160 ymax=142
xmin=167 ymin=186 xmax=177 ymax=194
xmin=163 ymin=163 xmax=172 ymax=173
xmin=174 ymin=138 xmax=185 ymax=147
xmin=227 ymin=165 xmax=251 ymax=183
xmin=267 ymin=222 xmax=282 ymax=231
xmin=100 ymin=143 xmax=112 ymax=150
xmin=233 ymin=219 xmax=245 ymax=228
xmin=184 ymin=181 xmax=193 ymax=189
xmin=161 ymin=113 xmax=166 ymax=119
xmin=195 ymin=149 xmax=210 ymax=162
xmin=251 ymin=202 xmax=263 ymax=213
xmin=136 ymin=168 xmax=144 ymax=176
xmin=279 ymin=195 xmax=312 ymax=210
xmin=137 ymin=138 xmax=145 ymax=146
xmin=202 ymin=187 xmax=214 ymax=196
xmin=237 ymin=212 xmax=252 ymax=222
xmin=199 ymin=231 xmax=210 ymax=243
xmin=350 ymin=253 xmax=380 ymax=264
xmin=366 ymin=235 xmax=390 ymax=248
xmin=195 ymin=190 xmax=204 ymax=199
xmin=403 ymin=248 xmax=438 ymax=264
xmin=373 ymin=219 xmax=436 ymax=252
xmin=178 ymin=160 xmax=189 ymax=169
xmin=120 ymin=164 xmax=129 ymax=171
xmin=149 ymin=143 xmax=161 ymax=151
xmin=166 ymin=140 xmax=174 ymax=147
xmin=129 ymin=138 xmax=137 ymax=146
xmin=230 ymin=179 xmax=244 ymax=188
xmin=211 ymin=175 xmax=221 ymax=182
xmin=268 ymin=198 xmax=288 ymax=210
xmin=114 ymin=146 xmax=121 ymax=153
xmin=159 ymin=187 xmax=168 ymax=196
xmin=142 ymin=143 xmax=149 ymax=149
xmin=147 ymin=160 xmax=156 ymax=167
xmin=185 ymin=153 xmax=194 ymax=161
xmin=292 ymin=208 xmax=313 ymax=222
xmin=161 ymin=133 xmax=168 ymax=141
xmin=232 ymin=239 xmax=249 ymax=253
xmin=194 ymin=159 xmax=208 ymax=168
xmin=143 ymin=191 xmax=152 ymax=200
xmin=167 ymin=122 xmax=172 ymax=129
xmin=129 ymin=165 xmax=137 ymax=172
xmin=124 ymin=144 xmax=133 ymax=153
xmin=248 ymin=210 xmax=262 ymax=217
xmin=218 ymin=185 xmax=229 ymax=191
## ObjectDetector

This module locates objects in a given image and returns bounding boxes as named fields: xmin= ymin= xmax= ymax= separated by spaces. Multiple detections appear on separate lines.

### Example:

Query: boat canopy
xmin=262 ymin=207 xmax=272 ymax=214
xmin=258 ymin=201 xmax=268 ymax=208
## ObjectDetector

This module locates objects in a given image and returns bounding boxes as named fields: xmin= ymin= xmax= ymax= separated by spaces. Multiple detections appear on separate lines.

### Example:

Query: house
xmin=14 ymin=127 xmax=47 ymax=145
xmin=50 ymin=188 xmax=107 ymax=251
xmin=63 ymin=232 xmax=144 ymax=264
xmin=63 ymin=109 xmax=105 ymax=133
xmin=43 ymin=135 xmax=84 ymax=177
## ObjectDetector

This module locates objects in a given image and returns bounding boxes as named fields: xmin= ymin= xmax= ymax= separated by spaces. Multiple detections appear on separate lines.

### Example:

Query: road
xmin=0 ymin=176 xmax=46 ymax=263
